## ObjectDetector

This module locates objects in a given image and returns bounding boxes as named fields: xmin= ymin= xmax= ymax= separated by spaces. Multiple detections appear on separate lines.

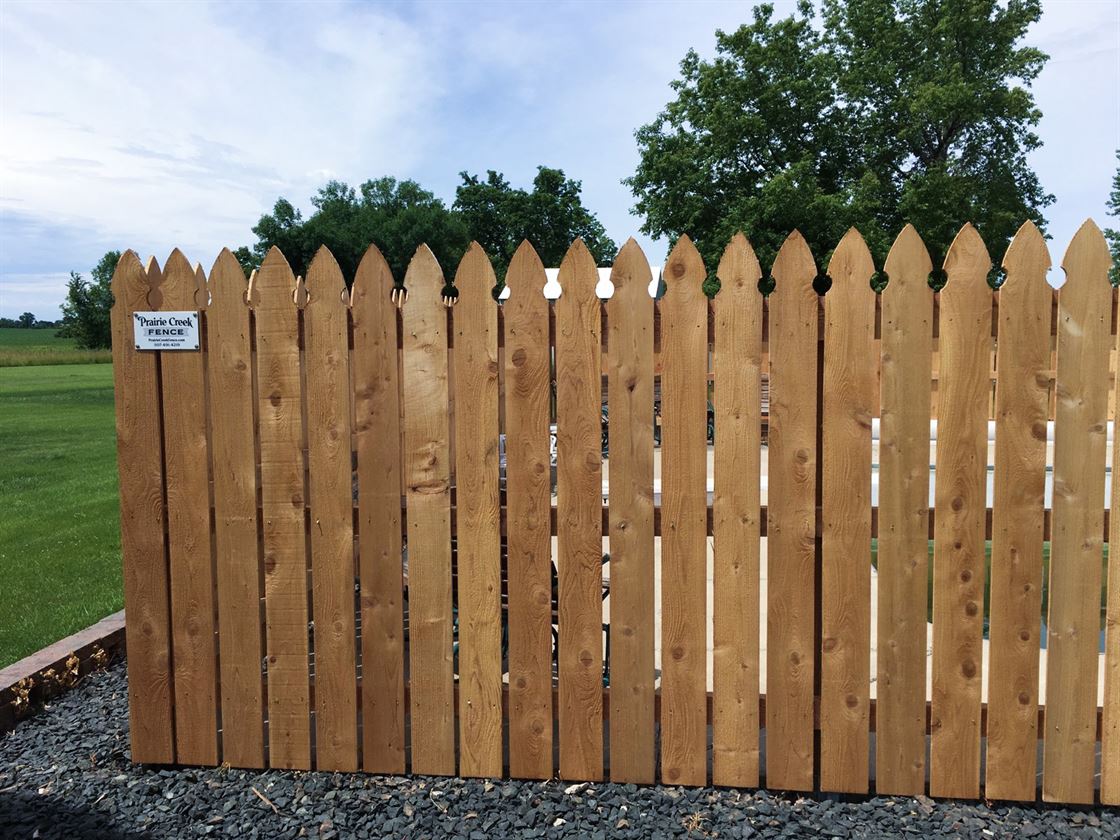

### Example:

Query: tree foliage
xmin=627 ymin=0 xmax=1053 ymax=276
xmin=238 ymin=168 xmax=614 ymax=286
xmin=238 ymin=178 xmax=470 ymax=282
xmin=1106 ymin=150 xmax=1120 ymax=286
xmin=453 ymin=167 xmax=616 ymax=276
xmin=59 ymin=250 xmax=121 ymax=349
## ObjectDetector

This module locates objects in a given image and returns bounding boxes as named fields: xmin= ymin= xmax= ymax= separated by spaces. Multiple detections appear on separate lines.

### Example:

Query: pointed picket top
xmin=193 ymin=263 xmax=208 ymax=310
xmin=350 ymin=243 xmax=394 ymax=314
xmin=505 ymin=239 xmax=547 ymax=301
xmin=827 ymin=227 xmax=875 ymax=294
xmin=883 ymin=224 xmax=934 ymax=296
xmin=1002 ymin=220 xmax=1050 ymax=274
xmin=110 ymin=250 xmax=149 ymax=312
xmin=402 ymin=243 xmax=445 ymax=311
xmin=943 ymin=223 xmax=992 ymax=289
xmin=161 ymin=247 xmax=201 ymax=310
xmin=306 ymin=245 xmax=346 ymax=308
xmin=294 ymin=275 xmax=308 ymax=309
xmin=611 ymin=237 xmax=653 ymax=300
xmin=663 ymin=234 xmax=705 ymax=296
xmin=716 ymin=232 xmax=762 ymax=296
xmin=144 ymin=255 xmax=164 ymax=303
xmin=209 ymin=248 xmax=249 ymax=308
xmin=454 ymin=241 xmax=497 ymax=300
xmin=770 ymin=229 xmax=817 ymax=299
xmin=1061 ymin=218 xmax=1111 ymax=291
xmin=249 ymin=245 xmax=297 ymax=310
xmin=557 ymin=237 xmax=598 ymax=301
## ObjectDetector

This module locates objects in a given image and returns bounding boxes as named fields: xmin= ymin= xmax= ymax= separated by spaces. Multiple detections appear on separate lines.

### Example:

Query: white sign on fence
xmin=133 ymin=311 xmax=200 ymax=350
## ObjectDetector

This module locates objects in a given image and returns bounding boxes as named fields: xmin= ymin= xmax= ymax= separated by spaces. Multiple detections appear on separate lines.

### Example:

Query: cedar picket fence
xmin=111 ymin=219 xmax=1120 ymax=804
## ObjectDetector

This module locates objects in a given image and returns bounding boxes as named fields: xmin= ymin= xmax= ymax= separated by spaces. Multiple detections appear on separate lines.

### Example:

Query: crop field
xmin=0 ymin=327 xmax=112 ymax=366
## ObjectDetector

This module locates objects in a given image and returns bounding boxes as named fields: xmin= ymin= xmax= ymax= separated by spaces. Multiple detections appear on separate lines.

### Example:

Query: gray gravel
xmin=1 ymin=662 xmax=1116 ymax=839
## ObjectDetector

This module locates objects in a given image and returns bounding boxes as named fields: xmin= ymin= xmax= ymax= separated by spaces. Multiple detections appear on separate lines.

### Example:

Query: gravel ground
xmin=1 ymin=663 xmax=1116 ymax=839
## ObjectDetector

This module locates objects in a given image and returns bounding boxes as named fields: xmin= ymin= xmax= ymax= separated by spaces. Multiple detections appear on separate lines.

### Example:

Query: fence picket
xmin=304 ymin=247 xmax=359 ymax=772
xmin=1043 ymin=220 xmax=1112 ymax=804
xmin=401 ymin=245 xmax=456 ymax=776
xmin=555 ymin=238 xmax=605 ymax=780
xmin=820 ymin=229 xmax=876 ymax=793
xmin=1105 ymin=237 xmax=1120 ymax=805
xmin=985 ymin=221 xmax=1051 ymax=801
xmin=110 ymin=251 xmax=175 ymax=764
xmin=606 ymin=238 xmax=656 ymax=784
xmin=351 ymin=244 xmax=406 ymax=774
xmin=207 ymin=248 xmax=265 ymax=769
xmin=766 ymin=231 xmax=819 ymax=791
xmin=876 ymin=225 xmax=933 ymax=795
xmin=712 ymin=233 xmax=763 ymax=788
xmin=159 ymin=249 xmax=218 ymax=766
xmin=659 ymin=235 xmax=709 ymax=787
xmin=250 ymin=246 xmax=311 ymax=769
xmin=452 ymin=243 xmax=504 ymax=778
xmin=930 ymin=224 xmax=991 ymax=799
xmin=503 ymin=241 xmax=555 ymax=780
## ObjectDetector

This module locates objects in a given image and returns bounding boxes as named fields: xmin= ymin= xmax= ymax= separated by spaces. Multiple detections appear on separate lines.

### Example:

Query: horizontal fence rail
xmin=111 ymin=220 xmax=1119 ymax=804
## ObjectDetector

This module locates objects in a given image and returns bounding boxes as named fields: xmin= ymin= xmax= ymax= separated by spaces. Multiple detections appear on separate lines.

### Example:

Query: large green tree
xmin=454 ymin=166 xmax=617 ymax=274
xmin=239 ymin=168 xmax=615 ymax=287
xmin=237 ymin=177 xmax=470 ymax=282
xmin=59 ymin=250 xmax=121 ymax=349
xmin=627 ymin=0 xmax=1052 ymax=275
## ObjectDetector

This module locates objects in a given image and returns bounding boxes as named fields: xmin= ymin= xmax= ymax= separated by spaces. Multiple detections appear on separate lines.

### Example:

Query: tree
xmin=627 ymin=0 xmax=1052 ymax=278
xmin=1106 ymin=150 xmax=1120 ymax=286
xmin=59 ymin=250 xmax=120 ymax=349
xmin=239 ymin=178 xmax=470 ymax=282
xmin=17 ymin=312 xmax=36 ymax=328
xmin=454 ymin=167 xmax=617 ymax=276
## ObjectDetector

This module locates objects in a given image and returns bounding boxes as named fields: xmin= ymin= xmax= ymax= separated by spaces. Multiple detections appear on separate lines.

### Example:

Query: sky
xmin=0 ymin=0 xmax=1117 ymax=320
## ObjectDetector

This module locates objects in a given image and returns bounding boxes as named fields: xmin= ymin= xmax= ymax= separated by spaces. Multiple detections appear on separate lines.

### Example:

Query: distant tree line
xmin=0 ymin=313 xmax=60 ymax=328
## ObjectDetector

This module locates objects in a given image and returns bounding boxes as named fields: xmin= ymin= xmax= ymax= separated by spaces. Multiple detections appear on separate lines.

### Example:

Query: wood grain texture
xmin=765 ymin=230 xmax=819 ymax=792
xmin=985 ymin=221 xmax=1051 ymax=801
xmin=249 ymin=246 xmax=311 ymax=769
xmin=502 ymin=241 xmax=554 ymax=780
xmin=930 ymin=224 xmax=991 ymax=800
xmin=159 ymin=249 xmax=218 ymax=766
xmin=711 ymin=233 xmax=763 ymax=788
xmin=659 ymin=235 xmax=709 ymax=787
xmin=1105 ymin=225 xmax=1120 ymax=805
xmin=606 ymin=238 xmax=655 ymax=784
xmin=110 ymin=251 xmax=175 ymax=764
xmin=304 ymin=247 xmax=358 ymax=772
xmin=401 ymin=244 xmax=455 ymax=776
xmin=876 ymin=224 xmax=933 ymax=795
xmin=1043 ymin=220 xmax=1112 ymax=804
xmin=555 ymin=238 xmax=604 ymax=780
xmin=820 ymin=229 xmax=876 ymax=793
xmin=351 ymin=244 xmax=406 ymax=774
xmin=452 ymin=242 xmax=503 ymax=778
xmin=206 ymin=248 xmax=264 ymax=769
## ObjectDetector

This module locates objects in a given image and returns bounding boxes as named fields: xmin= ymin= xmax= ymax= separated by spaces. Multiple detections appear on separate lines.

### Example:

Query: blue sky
xmin=0 ymin=0 xmax=1117 ymax=319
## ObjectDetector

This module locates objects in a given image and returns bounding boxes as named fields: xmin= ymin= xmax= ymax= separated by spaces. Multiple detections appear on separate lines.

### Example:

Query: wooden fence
xmin=111 ymin=219 xmax=1119 ymax=804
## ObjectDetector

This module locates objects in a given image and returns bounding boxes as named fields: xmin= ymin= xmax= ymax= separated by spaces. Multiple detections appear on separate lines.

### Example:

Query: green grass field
xmin=0 ymin=364 xmax=121 ymax=667
xmin=0 ymin=327 xmax=112 ymax=366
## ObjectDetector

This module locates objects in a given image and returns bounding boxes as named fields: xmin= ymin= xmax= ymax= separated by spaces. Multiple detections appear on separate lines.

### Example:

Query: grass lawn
xmin=0 ymin=327 xmax=112 ymax=366
xmin=0 ymin=364 xmax=121 ymax=667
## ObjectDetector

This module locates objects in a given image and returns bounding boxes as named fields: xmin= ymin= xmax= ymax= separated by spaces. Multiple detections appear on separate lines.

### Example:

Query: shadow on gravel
xmin=0 ymin=792 xmax=146 ymax=839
